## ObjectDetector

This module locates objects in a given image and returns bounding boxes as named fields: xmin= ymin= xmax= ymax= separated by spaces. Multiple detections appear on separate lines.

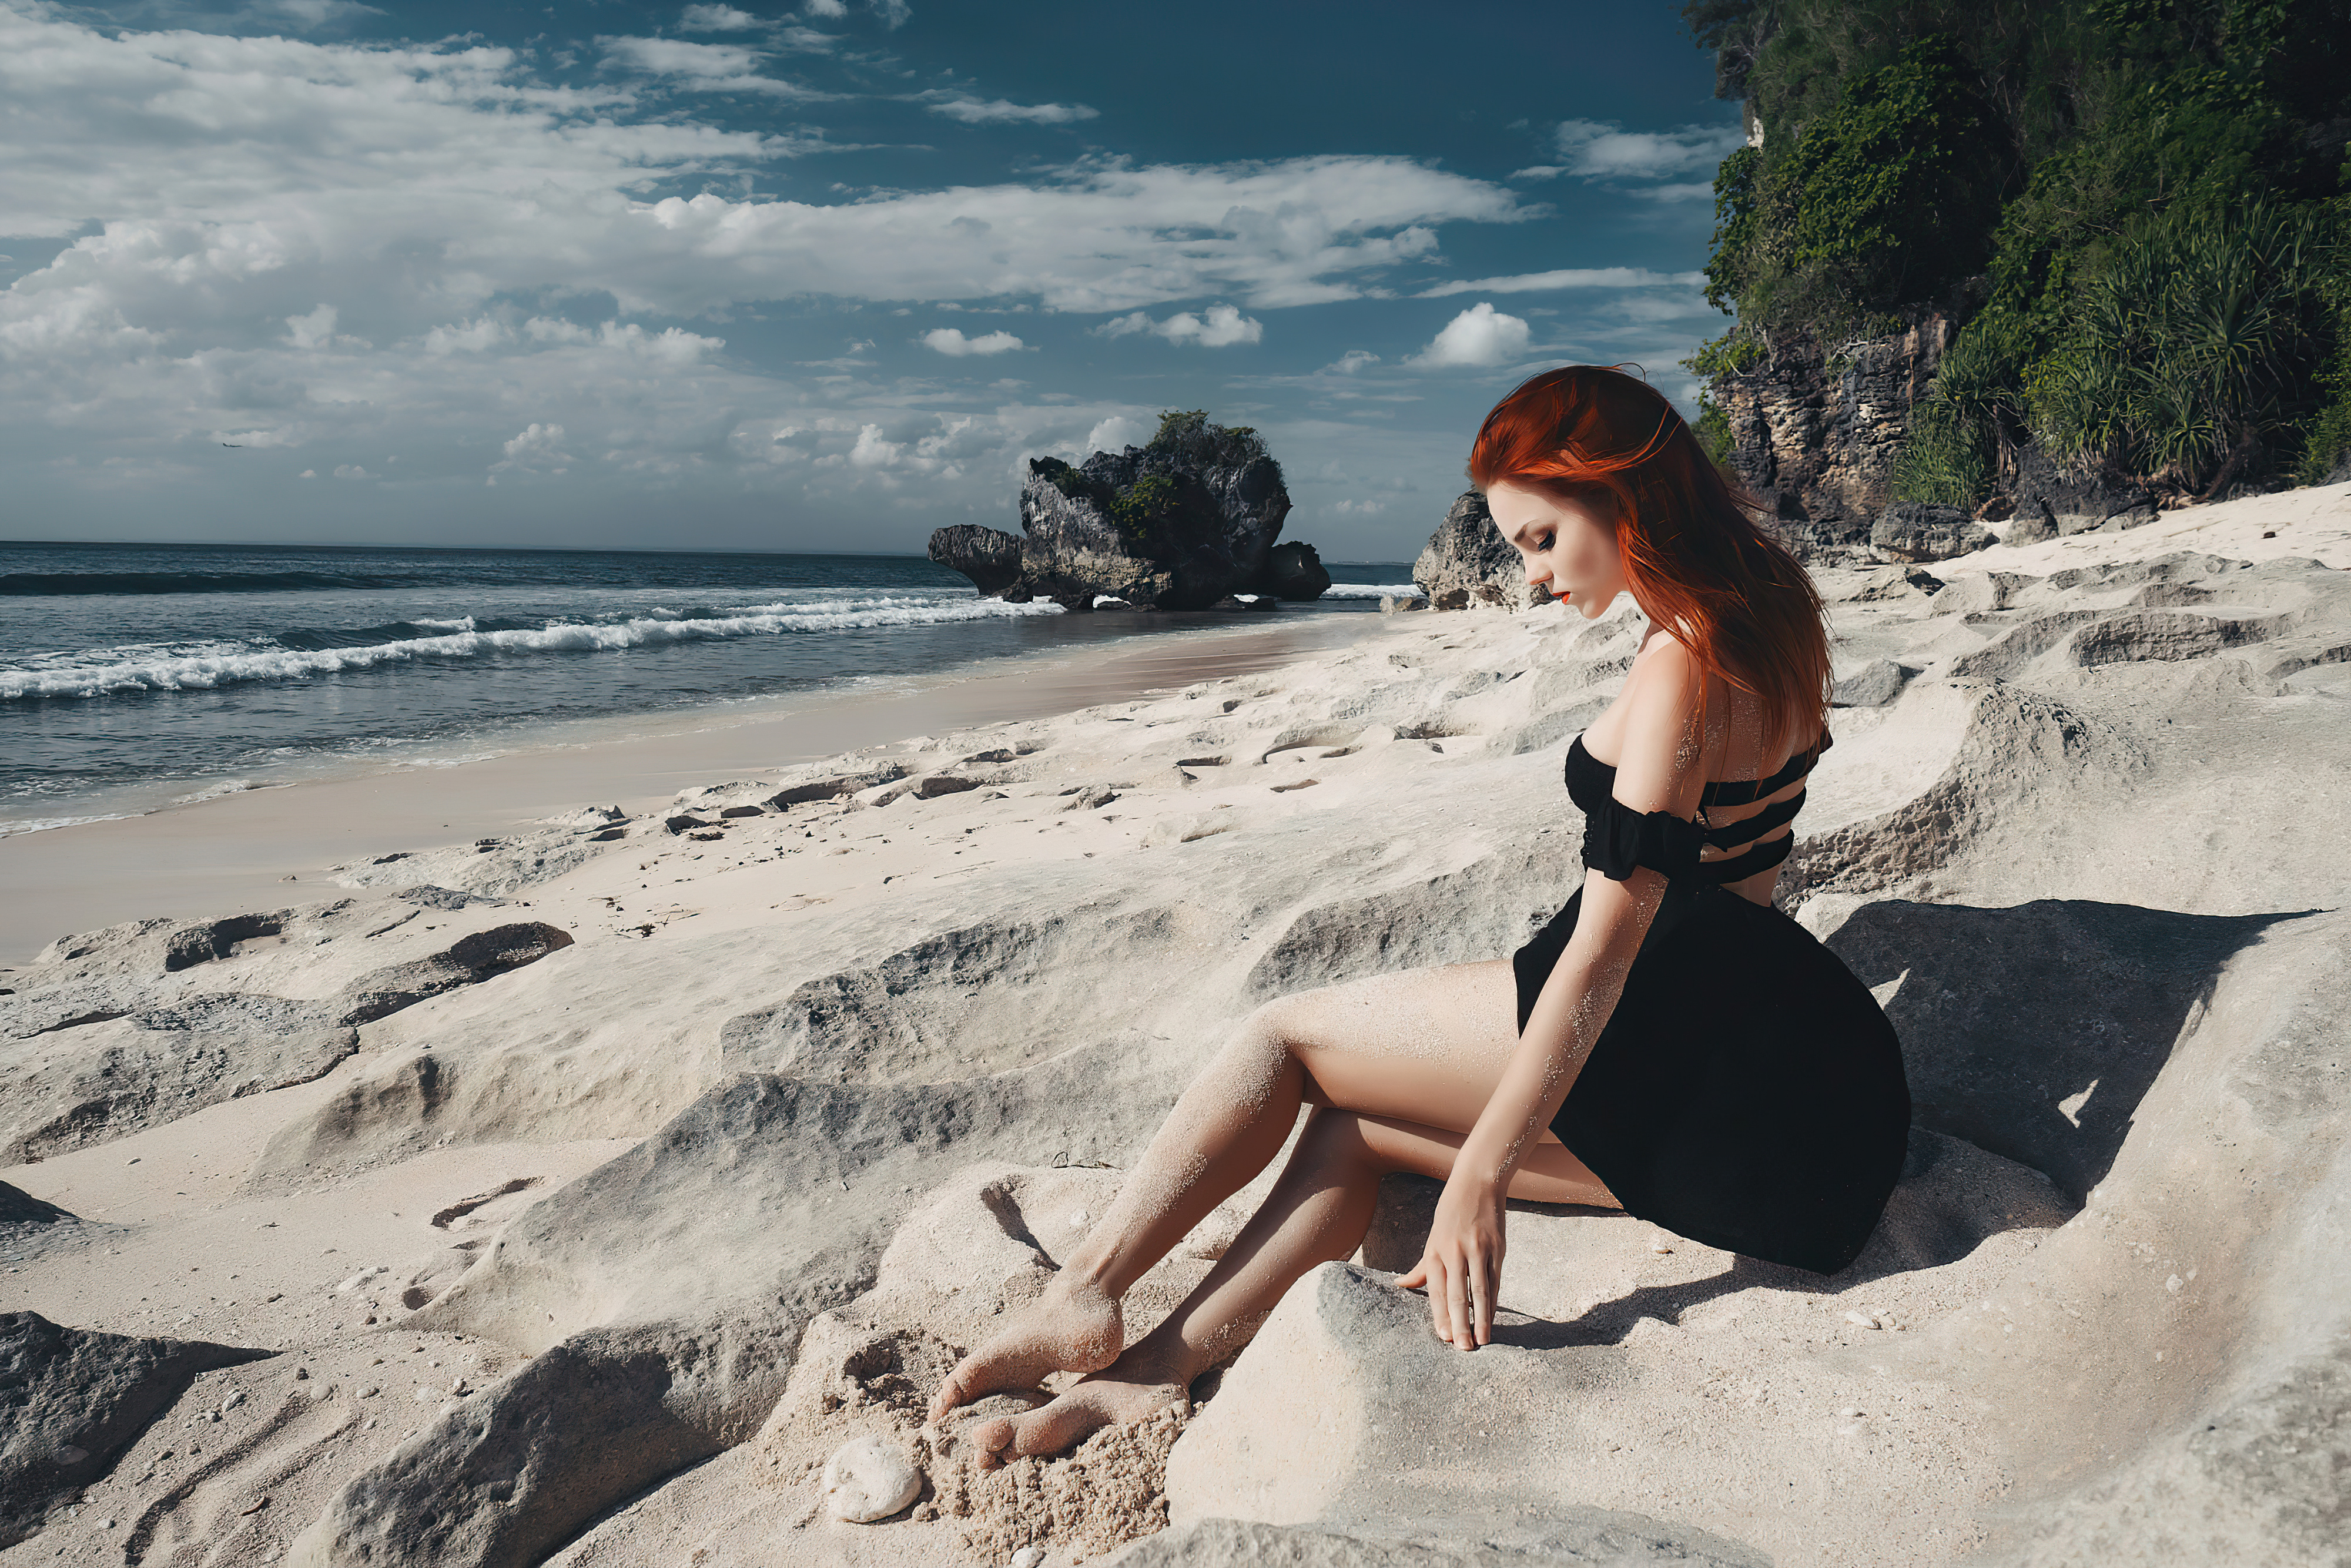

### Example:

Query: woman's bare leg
xmin=966 ymin=1104 xmax=1614 ymax=1462
xmin=928 ymin=959 xmax=1619 ymax=1424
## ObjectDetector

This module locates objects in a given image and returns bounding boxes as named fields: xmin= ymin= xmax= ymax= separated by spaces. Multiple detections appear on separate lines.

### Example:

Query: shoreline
xmin=0 ymin=611 xmax=1382 ymax=966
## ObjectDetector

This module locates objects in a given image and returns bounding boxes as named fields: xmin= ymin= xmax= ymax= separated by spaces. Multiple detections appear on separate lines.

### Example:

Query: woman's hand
xmin=1396 ymin=1169 xmax=1508 ymax=1349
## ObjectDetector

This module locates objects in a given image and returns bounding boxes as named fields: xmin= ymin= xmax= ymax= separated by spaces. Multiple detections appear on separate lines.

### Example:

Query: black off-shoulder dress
xmin=1513 ymin=733 xmax=1910 ymax=1275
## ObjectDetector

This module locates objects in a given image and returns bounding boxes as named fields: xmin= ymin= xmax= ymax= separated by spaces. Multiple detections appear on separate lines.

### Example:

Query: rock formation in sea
xmin=928 ymin=412 xmax=1324 ymax=611
xmin=4 ymin=485 xmax=2349 ymax=1567
xmin=1411 ymin=491 xmax=1551 ymax=610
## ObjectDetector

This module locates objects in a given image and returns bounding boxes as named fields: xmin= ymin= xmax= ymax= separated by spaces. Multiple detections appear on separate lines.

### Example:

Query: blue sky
xmin=0 ymin=0 xmax=1737 ymax=560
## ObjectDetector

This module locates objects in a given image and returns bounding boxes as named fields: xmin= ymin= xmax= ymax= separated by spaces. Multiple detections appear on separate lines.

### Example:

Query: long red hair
xmin=1469 ymin=365 xmax=1830 ymax=753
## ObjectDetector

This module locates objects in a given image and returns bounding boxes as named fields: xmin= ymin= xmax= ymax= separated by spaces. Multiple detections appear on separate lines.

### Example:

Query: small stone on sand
xmin=822 ymin=1433 xmax=922 ymax=1523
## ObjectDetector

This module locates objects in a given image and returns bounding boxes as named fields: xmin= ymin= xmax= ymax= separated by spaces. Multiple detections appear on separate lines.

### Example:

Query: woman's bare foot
xmin=927 ymin=1274 xmax=1125 ymax=1426
xmin=963 ymin=1344 xmax=1189 ymax=1468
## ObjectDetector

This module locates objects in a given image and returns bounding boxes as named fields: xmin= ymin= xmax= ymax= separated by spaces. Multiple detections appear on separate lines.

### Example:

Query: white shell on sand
xmin=821 ymin=1433 xmax=922 ymax=1523
xmin=1010 ymin=1548 xmax=1046 ymax=1568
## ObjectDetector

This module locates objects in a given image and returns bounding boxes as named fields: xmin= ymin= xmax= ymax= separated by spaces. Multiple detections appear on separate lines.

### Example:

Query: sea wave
xmin=0 ymin=593 xmax=1065 ymax=701
xmin=0 ymin=569 xmax=427 ymax=596
xmin=0 ymin=810 xmax=140 ymax=838
xmin=1319 ymin=582 xmax=1422 ymax=599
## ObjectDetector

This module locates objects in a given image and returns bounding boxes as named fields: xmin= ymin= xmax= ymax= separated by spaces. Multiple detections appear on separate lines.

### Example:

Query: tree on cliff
xmin=1683 ymin=0 xmax=2351 ymax=507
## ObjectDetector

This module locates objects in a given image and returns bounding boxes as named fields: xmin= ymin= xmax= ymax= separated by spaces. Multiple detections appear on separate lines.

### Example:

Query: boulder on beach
xmin=1871 ymin=501 xmax=1999 ymax=563
xmin=929 ymin=411 xmax=1323 ymax=611
xmin=1412 ymin=491 xmax=1551 ymax=611
xmin=1260 ymin=541 xmax=1332 ymax=602
xmin=0 ymin=1313 xmax=270 ymax=1548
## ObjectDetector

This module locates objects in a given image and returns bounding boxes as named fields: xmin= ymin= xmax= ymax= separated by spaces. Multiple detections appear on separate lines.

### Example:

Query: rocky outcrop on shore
xmin=1709 ymin=321 xmax=2179 ymax=566
xmin=1411 ymin=491 xmax=1550 ymax=611
xmin=929 ymin=415 xmax=1326 ymax=611
xmin=1711 ymin=316 xmax=1953 ymax=545
xmin=4 ymin=488 xmax=2349 ymax=1568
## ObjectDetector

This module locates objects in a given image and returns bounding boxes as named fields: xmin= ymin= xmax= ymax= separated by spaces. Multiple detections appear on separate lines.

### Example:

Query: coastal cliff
xmin=1687 ymin=1 xmax=2351 ymax=550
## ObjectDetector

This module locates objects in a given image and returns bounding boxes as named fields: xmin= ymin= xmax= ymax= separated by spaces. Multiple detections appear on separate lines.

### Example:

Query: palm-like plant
xmin=2028 ymin=200 xmax=2332 ymax=498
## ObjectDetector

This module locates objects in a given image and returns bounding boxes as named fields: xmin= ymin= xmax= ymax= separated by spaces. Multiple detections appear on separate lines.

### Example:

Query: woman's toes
xmin=974 ymin=1393 xmax=1114 ymax=1468
xmin=966 ymin=1414 xmax=1018 ymax=1468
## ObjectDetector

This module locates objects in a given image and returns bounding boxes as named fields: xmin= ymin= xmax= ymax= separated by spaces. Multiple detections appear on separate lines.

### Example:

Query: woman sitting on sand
xmin=929 ymin=364 xmax=1912 ymax=1462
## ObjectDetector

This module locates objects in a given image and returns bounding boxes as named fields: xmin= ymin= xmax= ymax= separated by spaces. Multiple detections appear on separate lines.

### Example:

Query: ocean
xmin=0 ymin=540 xmax=1417 ymax=836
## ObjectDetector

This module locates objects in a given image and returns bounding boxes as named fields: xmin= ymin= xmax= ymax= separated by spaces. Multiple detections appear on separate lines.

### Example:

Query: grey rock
xmin=2009 ymin=443 xmax=2159 ymax=530
xmin=0 ymin=911 xmax=573 ymax=1161
xmin=333 ymin=923 xmax=574 ymax=1027
xmin=0 ymin=1312 xmax=269 ymax=1549
xmin=1710 ymin=315 xmax=1955 ymax=555
xmin=1242 ymin=852 xmax=1581 ymax=1003
xmin=1 ymin=1014 xmax=361 ymax=1165
xmin=2004 ymin=500 xmax=2059 ymax=545
xmin=396 ymin=885 xmax=499 ymax=911
xmin=716 ymin=907 xmax=1184 ymax=1082
xmin=765 ymin=764 xmax=909 ymax=810
xmin=1871 ymin=502 xmax=1997 ymax=563
xmin=1412 ymin=493 xmax=1551 ymax=611
xmin=1831 ymin=659 xmax=1917 ymax=708
xmin=1261 ymin=540 xmax=1332 ymax=601
xmin=933 ymin=417 xmax=1293 ymax=611
xmin=0 ymin=1183 xmax=70 ymax=1226
xmin=925 ymin=524 xmax=1026 ymax=595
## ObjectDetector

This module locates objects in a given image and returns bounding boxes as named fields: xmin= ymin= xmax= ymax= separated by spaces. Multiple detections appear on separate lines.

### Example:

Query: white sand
xmin=3 ymin=480 xmax=2347 ymax=1568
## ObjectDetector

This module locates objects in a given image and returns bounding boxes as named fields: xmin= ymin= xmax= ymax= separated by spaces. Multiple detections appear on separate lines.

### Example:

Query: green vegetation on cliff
xmin=1684 ymin=0 xmax=2351 ymax=502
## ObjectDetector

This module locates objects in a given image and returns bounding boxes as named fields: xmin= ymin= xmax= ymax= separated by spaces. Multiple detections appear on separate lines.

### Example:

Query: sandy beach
xmin=0 ymin=613 xmax=1379 ymax=967
xmin=5 ymin=480 xmax=2349 ymax=1568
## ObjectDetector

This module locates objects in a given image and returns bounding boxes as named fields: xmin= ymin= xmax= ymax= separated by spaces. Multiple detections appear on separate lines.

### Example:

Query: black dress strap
xmin=1565 ymin=732 xmax=1820 ymax=886
xmin=1581 ymin=798 xmax=1706 ymax=883
xmin=1699 ymin=732 xmax=1829 ymax=808
xmin=1701 ymin=787 xmax=1805 ymax=847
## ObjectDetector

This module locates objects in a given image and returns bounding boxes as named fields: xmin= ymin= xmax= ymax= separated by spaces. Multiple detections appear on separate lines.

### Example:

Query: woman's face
xmin=1486 ymin=480 xmax=1625 ymax=620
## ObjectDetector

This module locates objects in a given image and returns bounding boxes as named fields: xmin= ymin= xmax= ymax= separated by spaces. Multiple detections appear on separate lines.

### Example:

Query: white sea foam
xmin=0 ymin=811 xmax=139 ymax=838
xmin=0 ymin=593 xmax=1065 ymax=701
xmin=166 ymin=778 xmax=287 ymax=806
xmin=1319 ymin=582 xmax=1421 ymax=599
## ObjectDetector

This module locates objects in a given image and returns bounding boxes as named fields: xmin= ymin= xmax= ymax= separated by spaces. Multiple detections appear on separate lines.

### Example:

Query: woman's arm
xmin=1401 ymin=636 xmax=1711 ymax=1349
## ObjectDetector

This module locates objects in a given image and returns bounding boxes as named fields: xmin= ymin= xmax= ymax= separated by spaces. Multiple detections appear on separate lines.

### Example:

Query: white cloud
xmin=1552 ymin=119 xmax=1742 ymax=182
xmin=494 ymin=422 xmax=573 ymax=474
xmin=803 ymin=0 xmax=847 ymax=14
xmin=1508 ymin=165 xmax=1566 ymax=180
xmin=848 ymin=424 xmax=903 ymax=468
xmin=331 ymin=462 xmax=373 ymax=479
xmin=1084 ymin=415 xmax=1146 ymax=453
xmin=284 ymin=304 xmax=338 ymax=350
xmin=679 ymin=4 xmax=761 ymax=29
xmin=0 ymin=6 xmax=1552 ymax=555
xmin=1419 ymin=267 xmax=1706 ymax=297
xmin=1326 ymin=350 xmax=1379 ymax=374
xmin=867 ymin=0 xmax=910 ymax=26
xmin=599 ymin=36 xmax=822 ymax=96
xmin=1410 ymin=301 xmax=1531 ymax=368
xmin=1095 ymin=303 xmax=1262 ymax=347
xmin=920 ymin=92 xmax=1099 ymax=125
xmin=921 ymin=326 xmax=1024 ymax=356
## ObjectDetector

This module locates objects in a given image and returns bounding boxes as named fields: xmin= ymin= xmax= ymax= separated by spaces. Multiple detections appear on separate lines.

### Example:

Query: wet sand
xmin=0 ymin=614 xmax=1377 ymax=964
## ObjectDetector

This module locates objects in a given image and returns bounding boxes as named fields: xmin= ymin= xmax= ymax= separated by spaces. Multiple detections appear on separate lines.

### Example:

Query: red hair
xmin=1469 ymin=365 xmax=1830 ymax=753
